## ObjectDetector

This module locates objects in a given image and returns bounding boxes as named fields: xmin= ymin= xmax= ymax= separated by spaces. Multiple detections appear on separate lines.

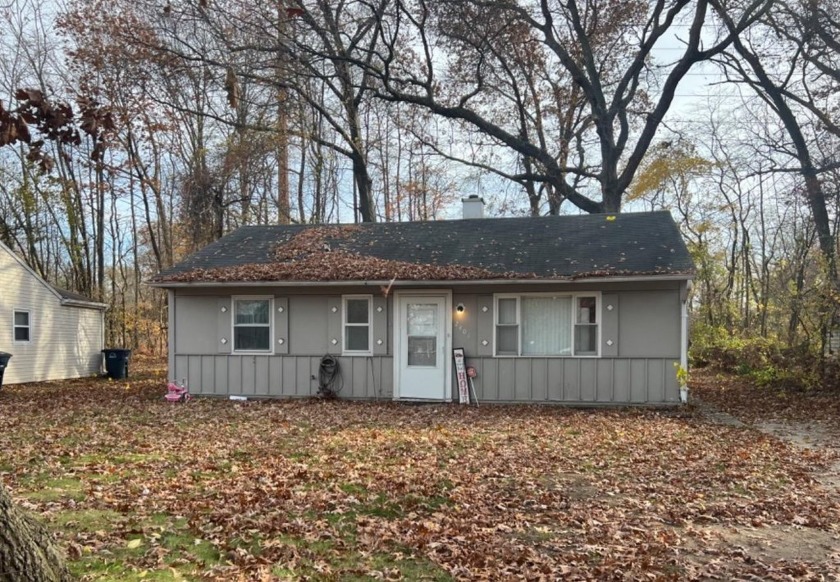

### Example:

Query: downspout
xmin=168 ymin=289 xmax=175 ymax=383
xmin=679 ymin=280 xmax=692 ymax=403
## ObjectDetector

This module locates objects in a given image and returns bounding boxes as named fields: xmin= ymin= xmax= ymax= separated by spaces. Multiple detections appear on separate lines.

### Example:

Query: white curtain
xmin=522 ymin=297 xmax=571 ymax=355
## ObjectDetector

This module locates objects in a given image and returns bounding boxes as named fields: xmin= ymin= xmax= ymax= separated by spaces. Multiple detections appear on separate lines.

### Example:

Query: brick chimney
xmin=462 ymin=195 xmax=485 ymax=219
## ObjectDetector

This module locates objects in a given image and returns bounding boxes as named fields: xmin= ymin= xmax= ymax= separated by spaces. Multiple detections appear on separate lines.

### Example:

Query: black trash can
xmin=0 ymin=352 xmax=11 ymax=389
xmin=102 ymin=348 xmax=131 ymax=380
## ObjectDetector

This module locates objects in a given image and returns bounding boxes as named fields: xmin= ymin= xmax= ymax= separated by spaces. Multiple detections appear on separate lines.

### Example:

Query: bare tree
xmin=353 ymin=0 xmax=771 ymax=213
xmin=716 ymin=7 xmax=836 ymax=276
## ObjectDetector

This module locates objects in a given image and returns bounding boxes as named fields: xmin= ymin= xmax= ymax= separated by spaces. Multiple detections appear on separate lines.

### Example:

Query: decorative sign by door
xmin=453 ymin=347 xmax=469 ymax=404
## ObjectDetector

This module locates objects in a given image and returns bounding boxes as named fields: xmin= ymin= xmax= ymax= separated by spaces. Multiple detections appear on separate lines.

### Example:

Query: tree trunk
xmin=352 ymin=150 xmax=375 ymax=222
xmin=0 ymin=484 xmax=71 ymax=582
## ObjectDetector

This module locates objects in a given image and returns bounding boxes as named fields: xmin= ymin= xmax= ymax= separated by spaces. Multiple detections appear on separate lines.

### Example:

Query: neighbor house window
xmin=13 ymin=310 xmax=30 ymax=342
xmin=343 ymin=295 xmax=372 ymax=355
xmin=495 ymin=294 xmax=599 ymax=357
xmin=233 ymin=298 xmax=272 ymax=352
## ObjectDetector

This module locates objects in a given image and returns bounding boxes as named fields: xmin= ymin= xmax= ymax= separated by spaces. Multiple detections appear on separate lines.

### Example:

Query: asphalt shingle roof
xmin=54 ymin=287 xmax=100 ymax=304
xmin=154 ymin=211 xmax=694 ymax=283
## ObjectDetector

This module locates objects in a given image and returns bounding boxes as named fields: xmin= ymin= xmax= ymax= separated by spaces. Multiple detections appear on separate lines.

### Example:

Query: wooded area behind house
xmin=0 ymin=0 xmax=838 ymax=384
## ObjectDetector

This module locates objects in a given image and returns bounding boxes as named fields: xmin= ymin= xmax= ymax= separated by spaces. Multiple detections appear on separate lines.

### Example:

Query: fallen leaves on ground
xmin=1 ymin=364 xmax=839 ymax=580
xmin=692 ymin=367 xmax=840 ymax=432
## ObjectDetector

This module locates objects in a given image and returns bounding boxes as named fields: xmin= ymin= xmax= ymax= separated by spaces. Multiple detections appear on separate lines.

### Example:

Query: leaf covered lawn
xmin=1 ymin=364 xmax=839 ymax=580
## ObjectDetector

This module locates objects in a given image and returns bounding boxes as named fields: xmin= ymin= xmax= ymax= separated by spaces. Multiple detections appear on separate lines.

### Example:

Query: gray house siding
xmin=173 ymin=354 xmax=393 ymax=399
xmin=169 ymin=280 xmax=685 ymax=405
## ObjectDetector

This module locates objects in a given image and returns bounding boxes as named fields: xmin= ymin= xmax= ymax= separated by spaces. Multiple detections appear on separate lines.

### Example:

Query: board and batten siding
xmin=456 ymin=357 xmax=678 ymax=403
xmin=0 ymin=244 xmax=104 ymax=384
xmin=171 ymin=281 xmax=685 ymax=405
xmin=173 ymin=354 xmax=393 ymax=399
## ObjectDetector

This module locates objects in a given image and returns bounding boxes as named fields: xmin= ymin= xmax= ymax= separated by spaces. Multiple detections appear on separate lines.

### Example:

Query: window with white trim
xmin=574 ymin=296 xmax=598 ymax=355
xmin=13 ymin=310 xmax=30 ymax=343
xmin=343 ymin=295 xmax=372 ymax=355
xmin=494 ymin=295 xmax=599 ymax=356
xmin=233 ymin=298 xmax=272 ymax=352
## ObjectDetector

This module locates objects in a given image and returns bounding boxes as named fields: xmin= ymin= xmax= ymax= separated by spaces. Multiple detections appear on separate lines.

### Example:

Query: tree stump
xmin=0 ymin=484 xmax=71 ymax=582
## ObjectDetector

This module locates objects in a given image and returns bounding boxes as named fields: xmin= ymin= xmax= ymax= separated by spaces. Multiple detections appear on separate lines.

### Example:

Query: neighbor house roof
xmin=53 ymin=287 xmax=107 ymax=309
xmin=0 ymin=240 xmax=107 ymax=309
xmin=152 ymin=211 xmax=694 ymax=285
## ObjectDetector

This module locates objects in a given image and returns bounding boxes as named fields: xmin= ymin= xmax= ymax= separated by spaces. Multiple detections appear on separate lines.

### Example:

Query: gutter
xmin=148 ymin=274 xmax=695 ymax=288
xmin=61 ymin=299 xmax=108 ymax=310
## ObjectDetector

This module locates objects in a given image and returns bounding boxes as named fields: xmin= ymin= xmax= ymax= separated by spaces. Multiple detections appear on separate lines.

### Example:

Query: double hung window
xmin=343 ymin=296 xmax=372 ymax=355
xmin=13 ymin=310 xmax=30 ymax=343
xmin=233 ymin=298 xmax=272 ymax=352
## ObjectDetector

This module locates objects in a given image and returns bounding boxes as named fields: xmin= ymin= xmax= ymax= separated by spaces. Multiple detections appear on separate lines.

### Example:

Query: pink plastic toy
xmin=165 ymin=379 xmax=191 ymax=403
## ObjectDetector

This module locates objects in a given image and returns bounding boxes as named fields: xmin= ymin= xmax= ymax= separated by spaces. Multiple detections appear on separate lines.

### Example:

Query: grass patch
xmin=51 ymin=508 xmax=122 ymax=533
xmin=69 ymin=514 xmax=222 ymax=580
xmin=160 ymin=532 xmax=222 ymax=566
xmin=74 ymin=452 xmax=165 ymax=465
xmin=357 ymin=494 xmax=404 ymax=519
xmin=270 ymin=545 xmax=452 ymax=581
xmin=22 ymin=476 xmax=86 ymax=502
xmin=339 ymin=482 xmax=367 ymax=495
xmin=69 ymin=559 xmax=194 ymax=581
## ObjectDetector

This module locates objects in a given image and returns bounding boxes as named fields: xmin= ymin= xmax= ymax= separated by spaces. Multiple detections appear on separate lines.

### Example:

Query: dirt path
xmin=754 ymin=420 xmax=840 ymax=490
xmin=690 ymin=382 xmax=840 ymax=572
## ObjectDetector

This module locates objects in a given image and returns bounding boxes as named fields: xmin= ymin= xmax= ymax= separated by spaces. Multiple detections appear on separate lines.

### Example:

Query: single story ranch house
xmin=151 ymin=201 xmax=694 ymax=405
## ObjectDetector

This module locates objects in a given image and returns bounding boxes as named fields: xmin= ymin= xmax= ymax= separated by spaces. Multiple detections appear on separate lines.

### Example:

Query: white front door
xmin=396 ymin=293 xmax=449 ymax=400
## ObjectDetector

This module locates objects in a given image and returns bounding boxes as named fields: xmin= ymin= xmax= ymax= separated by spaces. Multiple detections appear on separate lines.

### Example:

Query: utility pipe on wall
xmin=679 ymin=281 xmax=692 ymax=404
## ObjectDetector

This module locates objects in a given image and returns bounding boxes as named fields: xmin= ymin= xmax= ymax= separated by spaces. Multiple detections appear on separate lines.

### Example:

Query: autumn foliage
xmin=1 ymin=365 xmax=839 ymax=579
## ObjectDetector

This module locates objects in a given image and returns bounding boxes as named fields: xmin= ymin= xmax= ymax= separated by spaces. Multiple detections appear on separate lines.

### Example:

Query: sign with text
xmin=453 ymin=347 xmax=469 ymax=404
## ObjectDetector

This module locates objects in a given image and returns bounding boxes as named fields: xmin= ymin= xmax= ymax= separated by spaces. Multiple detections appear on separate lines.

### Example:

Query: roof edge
xmin=0 ymin=242 xmax=107 ymax=308
xmin=148 ymin=274 xmax=694 ymax=288
xmin=0 ymin=240 xmax=66 ymax=303
xmin=61 ymin=298 xmax=108 ymax=310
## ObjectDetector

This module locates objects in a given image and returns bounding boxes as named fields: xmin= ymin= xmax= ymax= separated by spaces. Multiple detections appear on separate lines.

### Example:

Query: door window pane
xmin=407 ymin=303 xmax=438 ymax=366
xmin=407 ymin=303 xmax=437 ymax=336
xmin=408 ymin=337 xmax=437 ymax=366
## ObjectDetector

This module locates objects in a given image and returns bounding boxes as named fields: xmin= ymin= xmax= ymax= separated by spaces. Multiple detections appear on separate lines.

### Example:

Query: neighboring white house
xmin=0 ymin=240 xmax=106 ymax=384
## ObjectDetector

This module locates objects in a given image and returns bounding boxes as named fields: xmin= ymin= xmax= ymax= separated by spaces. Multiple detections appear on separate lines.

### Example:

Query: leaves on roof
xmin=162 ymin=252 xmax=529 ymax=283
xmin=156 ymin=225 xmax=693 ymax=284
xmin=161 ymin=226 xmax=535 ymax=283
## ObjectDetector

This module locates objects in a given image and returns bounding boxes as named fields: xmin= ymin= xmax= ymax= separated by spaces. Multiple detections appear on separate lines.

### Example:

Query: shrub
xmin=689 ymin=323 xmax=821 ymax=390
